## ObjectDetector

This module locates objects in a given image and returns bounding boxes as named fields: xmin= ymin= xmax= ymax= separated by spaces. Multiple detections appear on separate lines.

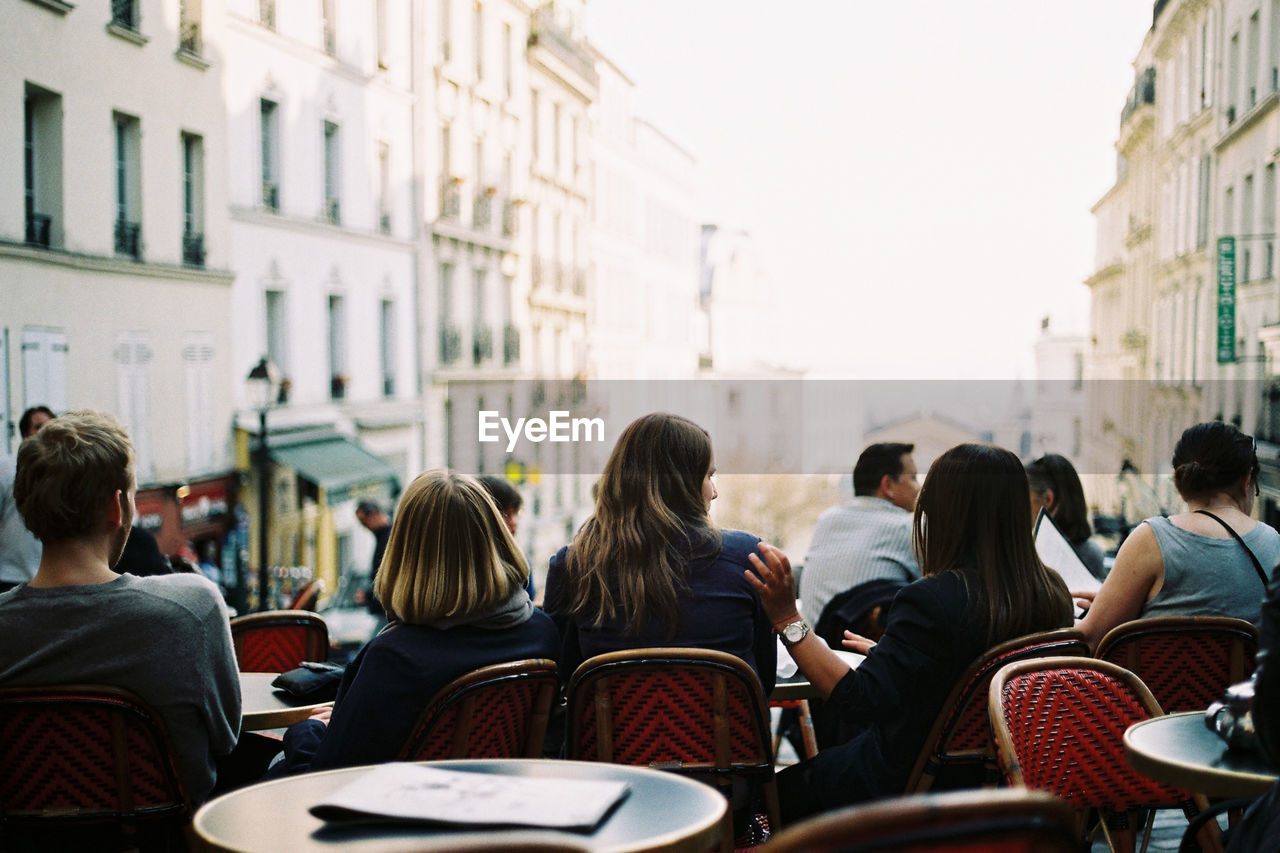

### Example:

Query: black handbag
xmin=271 ymin=661 xmax=346 ymax=703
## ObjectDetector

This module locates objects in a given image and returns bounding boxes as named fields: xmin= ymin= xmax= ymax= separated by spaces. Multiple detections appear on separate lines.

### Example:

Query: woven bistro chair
xmin=0 ymin=685 xmax=193 ymax=852
xmin=902 ymin=628 xmax=1089 ymax=793
xmin=566 ymin=647 xmax=779 ymax=853
xmin=230 ymin=610 xmax=329 ymax=672
xmin=396 ymin=659 xmax=560 ymax=761
xmin=1096 ymin=616 xmax=1258 ymax=712
xmin=758 ymin=788 xmax=1079 ymax=853
xmin=989 ymin=656 xmax=1215 ymax=853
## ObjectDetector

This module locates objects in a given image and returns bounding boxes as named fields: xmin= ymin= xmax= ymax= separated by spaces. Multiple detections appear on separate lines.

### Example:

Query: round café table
xmin=240 ymin=672 xmax=334 ymax=731
xmin=1125 ymin=711 xmax=1278 ymax=798
xmin=193 ymin=758 xmax=727 ymax=853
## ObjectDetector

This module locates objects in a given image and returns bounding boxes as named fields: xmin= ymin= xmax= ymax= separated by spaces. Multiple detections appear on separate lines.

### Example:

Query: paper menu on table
xmin=1034 ymin=508 xmax=1101 ymax=595
xmin=310 ymin=763 xmax=630 ymax=831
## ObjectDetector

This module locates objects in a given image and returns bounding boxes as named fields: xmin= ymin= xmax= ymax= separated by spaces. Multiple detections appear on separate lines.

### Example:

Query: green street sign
xmin=1218 ymin=236 xmax=1236 ymax=364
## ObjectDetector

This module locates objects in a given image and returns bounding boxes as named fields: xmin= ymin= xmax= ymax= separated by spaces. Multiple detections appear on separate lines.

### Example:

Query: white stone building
xmin=1 ymin=0 xmax=236 ymax=546
xmin=222 ymin=0 xmax=421 ymax=596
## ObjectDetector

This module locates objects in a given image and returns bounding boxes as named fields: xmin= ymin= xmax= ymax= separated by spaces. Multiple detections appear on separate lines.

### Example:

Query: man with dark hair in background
xmin=0 ymin=405 xmax=55 ymax=593
xmin=798 ymin=442 xmax=921 ymax=634
xmin=355 ymin=500 xmax=391 ymax=616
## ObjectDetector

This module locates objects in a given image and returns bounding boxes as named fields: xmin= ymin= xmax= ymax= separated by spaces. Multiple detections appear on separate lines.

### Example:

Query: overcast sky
xmin=584 ymin=1 xmax=1154 ymax=379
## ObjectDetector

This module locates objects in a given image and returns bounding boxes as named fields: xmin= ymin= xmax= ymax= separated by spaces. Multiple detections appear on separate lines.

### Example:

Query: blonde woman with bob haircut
xmin=748 ymin=443 xmax=1074 ymax=822
xmin=543 ymin=412 xmax=776 ymax=692
xmin=272 ymin=470 xmax=559 ymax=775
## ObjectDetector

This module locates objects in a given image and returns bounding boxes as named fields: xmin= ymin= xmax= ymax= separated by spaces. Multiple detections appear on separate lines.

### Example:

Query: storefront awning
xmin=269 ymin=433 xmax=399 ymax=505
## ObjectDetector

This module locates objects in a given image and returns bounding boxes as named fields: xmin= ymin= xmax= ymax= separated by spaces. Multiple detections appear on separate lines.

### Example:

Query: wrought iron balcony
xmin=503 ymin=322 xmax=520 ymax=365
xmin=324 ymin=197 xmax=341 ymax=225
xmin=323 ymin=23 xmax=336 ymax=55
xmin=1120 ymin=66 xmax=1156 ymax=126
xmin=502 ymin=199 xmax=519 ymax=237
xmin=474 ymin=192 xmax=493 ymax=230
xmin=179 ymin=19 xmax=201 ymax=54
xmin=25 ymin=213 xmax=51 ymax=248
xmin=439 ymin=325 xmax=462 ymax=365
xmin=262 ymin=182 xmax=279 ymax=212
xmin=182 ymin=231 xmax=205 ymax=266
xmin=259 ymin=0 xmax=276 ymax=29
xmin=472 ymin=325 xmax=493 ymax=365
xmin=112 ymin=0 xmax=137 ymax=29
xmin=114 ymin=219 xmax=141 ymax=259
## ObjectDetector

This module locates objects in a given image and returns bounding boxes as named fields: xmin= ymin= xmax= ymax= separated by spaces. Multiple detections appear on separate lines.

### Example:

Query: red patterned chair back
xmin=230 ymin=610 xmax=330 ymax=672
xmin=0 ymin=685 xmax=191 ymax=842
xmin=397 ymin=659 xmax=559 ymax=761
xmin=903 ymin=628 xmax=1088 ymax=794
xmin=989 ymin=656 xmax=1209 ymax=845
xmin=760 ymin=788 xmax=1078 ymax=853
xmin=565 ymin=647 xmax=780 ymax=840
xmin=1096 ymin=616 xmax=1258 ymax=712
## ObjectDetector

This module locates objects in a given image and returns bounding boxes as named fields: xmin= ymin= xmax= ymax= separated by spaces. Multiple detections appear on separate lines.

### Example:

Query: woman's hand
xmin=841 ymin=630 xmax=877 ymax=654
xmin=309 ymin=705 xmax=333 ymax=726
xmin=746 ymin=542 xmax=800 ymax=626
xmin=1071 ymin=589 xmax=1097 ymax=613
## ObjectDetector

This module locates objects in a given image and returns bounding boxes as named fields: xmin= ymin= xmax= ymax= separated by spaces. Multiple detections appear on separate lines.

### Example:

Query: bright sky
xmin=584 ymin=1 xmax=1155 ymax=379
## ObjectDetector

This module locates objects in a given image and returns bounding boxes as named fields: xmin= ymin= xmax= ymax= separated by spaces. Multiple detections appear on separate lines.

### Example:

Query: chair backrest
xmin=989 ymin=656 xmax=1192 ymax=818
xmin=760 ymin=788 xmax=1079 ymax=853
xmin=0 ymin=685 xmax=191 ymax=830
xmin=288 ymin=578 xmax=325 ymax=611
xmin=1096 ymin=616 xmax=1259 ymax=712
xmin=396 ymin=659 xmax=559 ymax=761
xmin=903 ymin=628 xmax=1089 ymax=793
xmin=230 ymin=610 xmax=329 ymax=672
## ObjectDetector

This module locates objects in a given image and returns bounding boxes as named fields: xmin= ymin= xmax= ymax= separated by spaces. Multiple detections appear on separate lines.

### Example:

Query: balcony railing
xmin=262 ymin=182 xmax=279 ymax=212
xmin=25 ymin=213 xmax=51 ymax=248
xmin=528 ymin=7 xmax=598 ymax=90
xmin=503 ymin=322 xmax=520 ymax=365
xmin=114 ymin=219 xmax=141 ymax=259
xmin=259 ymin=0 xmax=276 ymax=29
xmin=324 ymin=197 xmax=341 ymax=225
xmin=472 ymin=325 xmax=493 ymax=365
xmin=182 ymin=231 xmax=205 ymax=266
xmin=474 ymin=192 xmax=493 ymax=229
xmin=439 ymin=182 xmax=461 ymax=220
xmin=111 ymin=0 xmax=137 ymax=29
xmin=179 ymin=19 xmax=201 ymax=54
xmin=1120 ymin=66 xmax=1156 ymax=126
xmin=439 ymin=325 xmax=462 ymax=365
xmin=502 ymin=199 xmax=519 ymax=237
xmin=323 ymin=23 xmax=336 ymax=55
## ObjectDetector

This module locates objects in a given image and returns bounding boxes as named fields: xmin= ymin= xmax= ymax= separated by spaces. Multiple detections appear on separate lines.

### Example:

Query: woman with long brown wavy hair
xmin=543 ymin=412 xmax=775 ymax=691
xmin=749 ymin=443 xmax=1073 ymax=821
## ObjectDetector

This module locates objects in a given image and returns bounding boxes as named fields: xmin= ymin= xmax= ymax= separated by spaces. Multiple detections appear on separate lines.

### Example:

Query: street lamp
xmin=246 ymin=357 xmax=279 ymax=611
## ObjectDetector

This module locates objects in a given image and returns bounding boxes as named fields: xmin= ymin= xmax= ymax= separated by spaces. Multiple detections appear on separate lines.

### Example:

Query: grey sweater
xmin=0 ymin=572 xmax=241 ymax=802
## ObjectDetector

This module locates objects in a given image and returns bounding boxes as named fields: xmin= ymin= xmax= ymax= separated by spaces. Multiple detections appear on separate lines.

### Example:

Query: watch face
xmin=783 ymin=622 xmax=806 ymax=643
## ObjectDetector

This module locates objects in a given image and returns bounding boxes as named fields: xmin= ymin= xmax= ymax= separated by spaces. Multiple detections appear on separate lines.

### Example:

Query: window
xmin=113 ymin=113 xmax=141 ymax=259
xmin=439 ymin=263 xmax=459 ymax=364
xmin=440 ymin=0 xmax=451 ymax=62
xmin=111 ymin=0 xmax=138 ymax=31
xmin=1196 ymin=154 xmax=1211 ymax=249
xmin=474 ymin=2 xmax=483 ymax=81
xmin=183 ymin=333 xmax=215 ymax=473
xmin=323 ymin=121 xmax=340 ymax=224
xmin=260 ymin=99 xmax=280 ymax=211
xmin=376 ymin=0 xmax=388 ymax=68
xmin=114 ymin=332 xmax=154 ymax=482
xmin=503 ymin=22 xmax=512 ymax=98
xmin=182 ymin=133 xmax=205 ymax=266
xmin=259 ymin=0 xmax=275 ymax=30
xmin=322 ymin=0 xmax=336 ymax=55
xmin=328 ymin=294 xmax=346 ymax=399
xmin=264 ymin=289 xmax=288 ymax=379
xmin=377 ymin=142 xmax=391 ymax=234
xmin=531 ymin=90 xmax=540 ymax=163
xmin=472 ymin=268 xmax=488 ymax=365
xmin=1229 ymin=32 xmax=1240 ymax=119
xmin=1248 ymin=12 xmax=1260 ymax=107
xmin=23 ymin=84 xmax=61 ymax=249
xmin=553 ymin=102 xmax=561 ymax=173
xmin=179 ymin=0 xmax=202 ymax=54
xmin=1266 ymin=163 xmax=1276 ymax=278
xmin=380 ymin=300 xmax=396 ymax=396
xmin=21 ymin=327 xmax=68 ymax=414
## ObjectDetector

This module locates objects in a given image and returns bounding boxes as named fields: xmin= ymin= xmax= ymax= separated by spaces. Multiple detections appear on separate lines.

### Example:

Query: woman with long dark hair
xmin=544 ymin=412 xmax=775 ymax=691
xmin=749 ymin=443 xmax=1073 ymax=820
xmin=1026 ymin=453 xmax=1105 ymax=579
xmin=1078 ymin=421 xmax=1280 ymax=649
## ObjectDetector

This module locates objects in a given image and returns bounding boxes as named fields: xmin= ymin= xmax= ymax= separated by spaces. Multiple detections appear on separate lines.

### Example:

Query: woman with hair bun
xmin=1078 ymin=421 xmax=1280 ymax=650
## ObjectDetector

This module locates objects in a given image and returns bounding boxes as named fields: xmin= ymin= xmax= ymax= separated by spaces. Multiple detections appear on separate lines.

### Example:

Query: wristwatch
xmin=778 ymin=619 xmax=810 ymax=647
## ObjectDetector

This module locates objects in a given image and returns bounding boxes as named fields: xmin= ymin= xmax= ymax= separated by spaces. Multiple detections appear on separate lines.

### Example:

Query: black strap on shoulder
xmin=1195 ymin=509 xmax=1269 ymax=587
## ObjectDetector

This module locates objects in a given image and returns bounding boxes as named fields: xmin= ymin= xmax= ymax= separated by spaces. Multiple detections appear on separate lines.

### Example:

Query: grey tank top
xmin=1143 ymin=515 xmax=1280 ymax=625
